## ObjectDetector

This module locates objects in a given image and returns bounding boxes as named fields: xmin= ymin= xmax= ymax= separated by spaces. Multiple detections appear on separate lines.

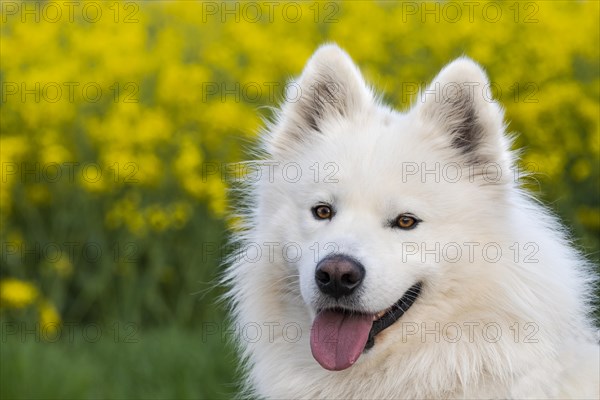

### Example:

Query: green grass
xmin=0 ymin=325 xmax=238 ymax=400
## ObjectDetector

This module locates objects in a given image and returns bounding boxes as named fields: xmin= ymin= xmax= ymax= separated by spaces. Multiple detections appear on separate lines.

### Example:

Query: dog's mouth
xmin=310 ymin=282 xmax=422 ymax=371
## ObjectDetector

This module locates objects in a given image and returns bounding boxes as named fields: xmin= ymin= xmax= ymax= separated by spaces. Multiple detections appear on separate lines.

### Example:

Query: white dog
xmin=225 ymin=44 xmax=599 ymax=399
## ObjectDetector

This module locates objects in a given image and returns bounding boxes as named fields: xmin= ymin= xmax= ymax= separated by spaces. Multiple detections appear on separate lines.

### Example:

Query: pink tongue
xmin=310 ymin=310 xmax=374 ymax=371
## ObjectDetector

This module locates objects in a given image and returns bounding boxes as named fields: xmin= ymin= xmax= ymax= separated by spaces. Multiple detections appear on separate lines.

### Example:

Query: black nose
xmin=315 ymin=255 xmax=365 ymax=299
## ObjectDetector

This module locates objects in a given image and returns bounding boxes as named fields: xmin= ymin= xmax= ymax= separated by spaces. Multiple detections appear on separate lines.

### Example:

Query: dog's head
xmin=257 ymin=44 xmax=514 ymax=371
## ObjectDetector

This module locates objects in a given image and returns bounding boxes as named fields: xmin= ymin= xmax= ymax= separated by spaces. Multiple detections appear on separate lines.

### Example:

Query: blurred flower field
xmin=0 ymin=1 xmax=598 ymax=398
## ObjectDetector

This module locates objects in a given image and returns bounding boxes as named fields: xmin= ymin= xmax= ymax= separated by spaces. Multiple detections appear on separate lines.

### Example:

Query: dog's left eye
xmin=394 ymin=214 xmax=420 ymax=230
xmin=312 ymin=204 xmax=333 ymax=220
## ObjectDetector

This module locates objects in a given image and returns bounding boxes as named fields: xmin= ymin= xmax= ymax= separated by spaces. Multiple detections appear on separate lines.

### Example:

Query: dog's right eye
xmin=312 ymin=204 xmax=333 ymax=220
xmin=393 ymin=214 xmax=420 ymax=230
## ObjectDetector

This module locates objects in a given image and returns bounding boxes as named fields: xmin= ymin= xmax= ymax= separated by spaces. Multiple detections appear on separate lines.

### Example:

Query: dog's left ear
xmin=412 ymin=57 xmax=510 ymax=166
xmin=267 ymin=44 xmax=374 ymax=155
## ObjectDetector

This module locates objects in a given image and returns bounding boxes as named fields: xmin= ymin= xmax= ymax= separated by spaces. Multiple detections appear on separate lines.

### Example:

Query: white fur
xmin=224 ymin=44 xmax=599 ymax=399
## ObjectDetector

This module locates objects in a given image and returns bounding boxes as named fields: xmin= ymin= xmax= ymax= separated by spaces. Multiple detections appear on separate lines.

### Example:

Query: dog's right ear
xmin=266 ymin=44 xmax=374 ymax=155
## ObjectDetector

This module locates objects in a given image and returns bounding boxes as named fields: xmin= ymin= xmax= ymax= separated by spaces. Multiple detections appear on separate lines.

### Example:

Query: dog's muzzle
xmin=310 ymin=254 xmax=422 ymax=371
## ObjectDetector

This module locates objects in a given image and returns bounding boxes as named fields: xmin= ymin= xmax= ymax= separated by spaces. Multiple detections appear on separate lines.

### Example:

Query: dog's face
xmin=258 ymin=45 xmax=512 ymax=370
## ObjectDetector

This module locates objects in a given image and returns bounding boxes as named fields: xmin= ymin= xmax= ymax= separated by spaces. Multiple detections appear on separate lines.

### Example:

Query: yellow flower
xmin=25 ymin=184 xmax=51 ymax=205
xmin=571 ymin=159 xmax=591 ymax=182
xmin=38 ymin=300 xmax=61 ymax=339
xmin=0 ymin=279 xmax=39 ymax=308
xmin=206 ymin=177 xmax=227 ymax=217
xmin=50 ymin=257 xmax=73 ymax=279
xmin=577 ymin=207 xmax=600 ymax=230
xmin=127 ymin=213 xmax=147 ymax=237
xmin=147 ymin=205 xmax=170 ymax=232
xmin=169 ymin=202 xmax=192 ymax=229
